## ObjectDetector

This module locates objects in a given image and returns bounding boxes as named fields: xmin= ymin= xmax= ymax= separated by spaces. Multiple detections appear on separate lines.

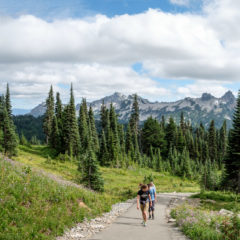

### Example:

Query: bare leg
xmin=143 ymin=211 xmax=147 ymax=222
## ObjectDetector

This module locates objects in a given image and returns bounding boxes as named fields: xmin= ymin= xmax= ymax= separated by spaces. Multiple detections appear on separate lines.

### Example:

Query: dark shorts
xmin=149 ymin=200 xmax=155 ymax=212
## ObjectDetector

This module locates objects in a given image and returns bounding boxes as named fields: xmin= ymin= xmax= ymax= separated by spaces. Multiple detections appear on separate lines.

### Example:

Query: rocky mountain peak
xmin=201 ymin=93 xmax=215 ymax=101
xmin=26 ymin=90 xmax=236 ymax=128
xmin=221 ymin=90 xmax=235 ymax=103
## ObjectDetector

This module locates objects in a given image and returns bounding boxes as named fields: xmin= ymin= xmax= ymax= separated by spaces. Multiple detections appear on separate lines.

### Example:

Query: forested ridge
xmin=1 ymin=84 xmax=240 ymax=193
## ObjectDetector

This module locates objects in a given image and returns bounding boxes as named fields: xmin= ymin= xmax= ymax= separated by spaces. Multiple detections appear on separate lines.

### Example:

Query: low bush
xmin=171 ymin=204 xmax=240 ymax=240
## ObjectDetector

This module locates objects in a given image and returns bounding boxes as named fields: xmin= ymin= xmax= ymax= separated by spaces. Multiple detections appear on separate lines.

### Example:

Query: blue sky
xmin=0 ymin=0 xmax=202 ymax=19
xmin=0 ymin=0 xmax=239 ymax=109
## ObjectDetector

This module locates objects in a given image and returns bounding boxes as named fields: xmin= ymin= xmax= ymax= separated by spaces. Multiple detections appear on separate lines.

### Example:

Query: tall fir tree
xmin=5 ymin=83 xmax=12 ymax=118
xmin=165 ymin=116 xmax=176 ymax=151
xmin=208 ymin=120 xmax=217 ymax=162
xmin=100 ymin=100 xmax=108 ymax=132
xmin=79 ymin=98 xmax=89 ymax=153
xmin=219 ymin=120 xmax=227 ymax=162
xmin=55 ymin=92 xmax=63 ymax=150
xmin=129 ymin=94 xmax=140 ymax=156
xmin=1 ymin=85 xmax=18 ymax=156
xmin=224 ymin=90 xmax=240 ymax=193
xmin=99 ymin=129 xmax=109 ymax=166
xmin=3 ymin=105 xmax=17 ymax=156
xmin=50 ymin=116 xmax=61 ymax=151
xmin=80 ymin=135 xmax=104 ymax=192
xmin=125 ymin=122 xmax=134 ymax=158
xmin=67 ymin=84 xmax=80 ymax=156
xmin=43 ymin=86 xmax=54 ymax=144
xmin=88 ymin=105 xmax=99 ymax=152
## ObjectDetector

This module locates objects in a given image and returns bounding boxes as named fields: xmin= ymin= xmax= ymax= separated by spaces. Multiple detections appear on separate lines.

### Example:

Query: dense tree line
xmin=43 ymin=86 xmax=240 ymax=192
xmin=13 ymin=115 xmax=44 ymax=144
xmin=1 ymin=84 xmax=238 ymax=192
xmin=0 ymin=84 xmax=18 ymax=156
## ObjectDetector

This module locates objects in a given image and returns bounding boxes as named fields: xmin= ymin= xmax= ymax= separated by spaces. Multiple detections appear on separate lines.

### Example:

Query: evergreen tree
xmin=141 ymin=116 xmax=165 ymax=155
xmin=43 ymin=86 xmax=54 ymax=144
xmin=180 ymin=112 xmax=186 ymax=133
xmin=55 ymin=92 xmax=63 ymax=149
xmin=176 ymin=128 xmax=185 ymax=153
xmin=20 ymin=133 xmax=28 ymax=145
xmin=5 ymin=83 xmax=12 ymax=118
xmin=219 ymin=120 xmax=227 ymax=161
xmin=80 ymin=136 xmax=104 ymax=192
xmin=50 ymin=116 xmax=61 ymax=151
xmin=129 ymin=94 xmax=140 ymax=156
xmin=99 ymin=129 xmax=109 ymax=166
xmin=3 ymin=106 xmax=17 ymax=156
xmin=125 ymin=122 xmax=134 ymax=156
xmin=160 ymin=115 xmax=165 ymax=130
xmin=67 ymin=84 xmax=80 ymax=156
xmin=79 ymin=98 xmax=89 ymax=152
xmin=165 ymin=116 xmax=176 ymax=151
xmin=100 ymin=100 xmax=108 ymax=132
xmin=208 ymin=120 xmax=217 ymax=162
xmin=88 ymin=106 xmax=99 ymax=152
xmin=180 ymin=148 xmax=192 ymax=179
xmin=130 ymin=94 xmax=140 ymax=135
xmin=224 ymin=90 xmax=240 ymax=193
xmin=155 ymin=148 xmax=163 ymax=172
xmin=1 ymin=85 xmax=18 ymax=156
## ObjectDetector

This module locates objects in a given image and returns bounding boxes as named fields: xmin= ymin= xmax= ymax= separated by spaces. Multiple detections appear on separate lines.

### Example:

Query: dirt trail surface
xmin=86 ymin=193 xmax=191 ymax=240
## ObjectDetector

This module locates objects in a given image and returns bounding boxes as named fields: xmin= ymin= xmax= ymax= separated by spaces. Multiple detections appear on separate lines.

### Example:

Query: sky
xmin=0 ymin=0 xmax=240 ymax=109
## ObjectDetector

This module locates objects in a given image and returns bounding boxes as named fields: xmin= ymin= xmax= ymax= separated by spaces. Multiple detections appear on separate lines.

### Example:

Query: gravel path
xmin=59 ymin=193 xmax=192 ymax=240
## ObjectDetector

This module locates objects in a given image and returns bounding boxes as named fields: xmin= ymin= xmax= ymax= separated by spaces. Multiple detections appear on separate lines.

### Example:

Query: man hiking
xmin=137 ymin=184 xmax=152 ymax=227
xmin=148 ymin=182 xmax=157 ymax=219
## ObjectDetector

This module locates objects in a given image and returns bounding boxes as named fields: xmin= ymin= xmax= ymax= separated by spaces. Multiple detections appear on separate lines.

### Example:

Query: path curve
xmin=88 ymin=193 xmax=191 ymax=240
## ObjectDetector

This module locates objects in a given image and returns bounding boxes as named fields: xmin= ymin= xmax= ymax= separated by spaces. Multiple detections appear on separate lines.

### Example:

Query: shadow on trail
xmin=118 ymin=216 xmax=141 ymax=220
xmin=114 ymin=222 xmax=140 ymax=227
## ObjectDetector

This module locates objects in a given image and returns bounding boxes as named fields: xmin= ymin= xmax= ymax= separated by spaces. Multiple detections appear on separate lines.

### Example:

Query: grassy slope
xmin=193 ymin=191 xmax=240 ymax=212
xmin=14 ymin=145 xmax=200 ymax=199
xmin=0 ymin=158 xmax=111 ymax=240
xmin=1 ymin=144 xmax=199 ymax=239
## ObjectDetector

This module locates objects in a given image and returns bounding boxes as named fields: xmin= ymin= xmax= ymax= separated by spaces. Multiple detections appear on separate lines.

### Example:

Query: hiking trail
xmin=87 ymin=193 xmax=190 ymax=240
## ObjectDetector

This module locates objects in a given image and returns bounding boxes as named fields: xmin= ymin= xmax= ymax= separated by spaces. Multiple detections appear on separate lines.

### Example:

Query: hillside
xmin=27 ymin=91 xmax=236 ymax=128
xmin=0 ymin=156 xmax=112 ymax=240
xmin=0 ymin=144 xmax=199 ymax=239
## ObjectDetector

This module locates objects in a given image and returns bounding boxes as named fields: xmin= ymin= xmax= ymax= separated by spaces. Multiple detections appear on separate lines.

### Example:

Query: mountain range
xmin=19 ymin=91 xmax=236 ymax=128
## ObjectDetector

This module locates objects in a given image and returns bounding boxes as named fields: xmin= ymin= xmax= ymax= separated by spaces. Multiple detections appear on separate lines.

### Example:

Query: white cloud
xmin=177 ymin=80 xmax=229 ymax=98
xmin=170 ymin=0 xmax=190 ymax=6
xmin=0 ymin=63 xmax=171 ymax=107
xmin=0 ymin=0 xmax=240 ymax=107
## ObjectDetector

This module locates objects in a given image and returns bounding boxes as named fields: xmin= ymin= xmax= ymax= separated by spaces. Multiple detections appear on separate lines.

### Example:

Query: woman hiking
xmin=137 ymin=184 xmax=152 ymax=227
xmin=148 ymin=182 xmax=157 ymax=219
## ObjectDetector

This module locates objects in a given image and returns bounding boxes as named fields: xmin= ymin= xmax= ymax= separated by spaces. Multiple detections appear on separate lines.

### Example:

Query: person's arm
xmin=148 ymin=193 xmax=152 ymax=206
xmin=137 ymin=195 xmax=140 ymax=210
xmin=154 ymin=189 xmax=157 ymax=203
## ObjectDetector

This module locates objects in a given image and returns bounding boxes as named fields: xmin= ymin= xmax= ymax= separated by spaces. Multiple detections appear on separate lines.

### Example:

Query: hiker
xmin=148 ymin=182 xmax=157 ymax=219
xmin=137 ymin=184 xmax=152 ymax=227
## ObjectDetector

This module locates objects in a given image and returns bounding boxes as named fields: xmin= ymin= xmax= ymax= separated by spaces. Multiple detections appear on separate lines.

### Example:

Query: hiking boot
xmin=149 ymin=214 xmax=151 ymax=219
xmin=143 ymin=222 xmax=147 ymax=227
